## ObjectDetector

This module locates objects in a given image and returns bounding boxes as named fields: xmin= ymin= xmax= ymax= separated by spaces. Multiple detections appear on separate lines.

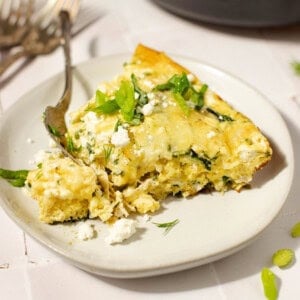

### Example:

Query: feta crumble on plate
xmin=105 ymin=218 xmax=138 ymax=245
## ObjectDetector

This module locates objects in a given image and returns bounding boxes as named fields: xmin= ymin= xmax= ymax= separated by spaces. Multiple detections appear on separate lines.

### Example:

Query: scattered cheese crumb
xmin=187 ymin=73 xmax=195 ymax=82
xmin=49 ymin=138 xmax=57 ymax=148
xmin=206 ymin=131 xmax=216 ymax=138
xmin=141 ymin=102 xmax=154 ymax=116
xmin=111 ymin=126 xmax=130 ymax=147
xmin=105 ymin=218 xmax=138 ymax=245
xmin=34 ymin=150 xmax=48 ymax=164
xmin=77 ymin=223 xmax=95 ymax=241
xmin=147 ymin=92 xmax=155 ymax=100
xmin=27 ymin=138 xmax=34 ymax=144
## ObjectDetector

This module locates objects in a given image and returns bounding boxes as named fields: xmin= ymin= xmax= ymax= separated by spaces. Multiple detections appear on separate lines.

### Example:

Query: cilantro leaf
xmin=191 ymin=84 xmax=208 ymax=110
xmin=91 ymin=99 xmax=120 ymax=114
xmin=155 ymin=74 xmax=190 ymax=95
xmin=95 ymin=90 xmax=107 ymax=106
xmin=131 ymin=74 xmax=148 ymax=105
xmin=115 ymin=80 xmax=136 ymax=122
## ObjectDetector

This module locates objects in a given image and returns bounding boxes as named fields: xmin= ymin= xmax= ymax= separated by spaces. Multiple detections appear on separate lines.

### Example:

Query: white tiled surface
xmin=0 ymin=1 xmax=300 ymax=299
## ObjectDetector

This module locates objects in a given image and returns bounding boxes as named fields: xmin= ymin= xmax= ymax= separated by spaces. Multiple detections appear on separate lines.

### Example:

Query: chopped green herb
xmin=261 ymin=268 xmax=278 ymax=300
xmin=74 ymin=131 xmax=80 ymax=139
xmin=272 ymin=249 xmax=294 ymax=268
xmin=114 ymin=119 xmax=122 ymax=132
xmin=206 ymin=107 xmax=234 ymax=122
xmin=37 ymin=163 xmax=43 ymax=169
xmin=222 ymin=175 xmax=232 ymax=185
xmin=103 ymin=145 xmax=113 ymax=162
xmin=131 ymin=74 xmax=148 ymax=105
xmin=290 ymin=222 xmax=300 ymax=238
xmin=291 ymin=60 xmax=300 ymax=76
xmin=189 ymin=149 xmax=212 ymax=170
xmin=95 ymin=90 xmax=107 ymax=106
xmin=115 ymin=80 xmax=136 ymax=122
xmin=191 ymin=84 xmax=208 ymax=110
xmin=0 ymin=168 xmax=29 ymax=187
xmin=153 ymin=218 xmax=179 ymax=235
xmin=173 ymin=93 xmax=190 ymax=115
xmin=155 ymin=74 xmax=189 ymax=95
xmin=154 ymin=74 xmax=209 ymax=114
xmin=66 ymin=135 xmax=81 ymax=153
xmin=86 ymin=142 xmax=94 ymax=155
xmin=91 ymin=99 xmax=120 ymax=114
xmin=47 ymin=125 xmax=61 ymax=137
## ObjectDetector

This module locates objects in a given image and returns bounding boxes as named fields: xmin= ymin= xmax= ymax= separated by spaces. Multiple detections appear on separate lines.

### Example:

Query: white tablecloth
xmin=1 ymin=1 xmax=300 ymax=299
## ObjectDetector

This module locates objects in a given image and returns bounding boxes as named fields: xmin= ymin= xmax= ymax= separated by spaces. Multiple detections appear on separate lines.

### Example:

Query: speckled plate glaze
xmin=0 ymin=54 xmax=294 ymax=278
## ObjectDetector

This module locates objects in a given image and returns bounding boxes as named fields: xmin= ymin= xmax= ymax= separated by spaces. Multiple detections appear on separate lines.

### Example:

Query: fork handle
xmin=57 ymin=10 xmax=72 ymax=111
xmin=0 ymin=48 xmax=28 ymax=76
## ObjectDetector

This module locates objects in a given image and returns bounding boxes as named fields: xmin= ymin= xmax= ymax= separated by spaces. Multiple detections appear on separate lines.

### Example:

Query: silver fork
xmin=44 ymin=9 xmax=80 ymax=163
xmin=0 ymin=0 xmax=34 ymax=48
xmin=0 ymin=0 xmax=80 ymax=75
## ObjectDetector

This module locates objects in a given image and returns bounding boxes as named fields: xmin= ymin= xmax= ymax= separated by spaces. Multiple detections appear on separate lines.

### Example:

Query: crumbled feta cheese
xmin=141 ymin=214 xmax=151 ymax=223
xmin=111 ymin=126 xmax=130 ymax=147
xmin=77 ymin=222 xmax=95 ymax=241
xmin=143 ymin=79 xmax=155 ymax=89
xmin=187 ymin=73 xmax=195 ymax=82
xmin=34 ymin=150 xmax=48 ymax=164
xmin=27 ymin=138 xmax=34 ymax=144
xmin=206 ymin=131 xmax=216 ymax=138
xmin=49 ymin=138 xmax=57 ymax=148
xmin=134 ymin=92 xmax=139 ymax=100
xmin=162 ymin=102 xmax=168 ymax=108
xmin=97 ymin=84 xmax=107 ymax=93
xmin=141 ymin=102 xmax=154 ymax=116
xmin=147 ymin=92 xmax=155 ymax=100
xmin=237 ymin=144 xmax=257 ymax=162
xmin=105 ymin=218 xmax=138 ymax=245
xmin=83 ymin=111 xmax=99 ymax=132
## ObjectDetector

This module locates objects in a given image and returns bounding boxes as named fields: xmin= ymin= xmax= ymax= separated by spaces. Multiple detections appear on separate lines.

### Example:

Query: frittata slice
xmin=27 ymin=44 xmax=272 ymax=224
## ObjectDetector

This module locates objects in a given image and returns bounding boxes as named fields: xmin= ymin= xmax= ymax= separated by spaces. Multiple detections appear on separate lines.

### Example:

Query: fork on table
xmin=0 ymin=0 xmax=34 ymax=49
xmin=0 ymin=0 xmax=80 ymax=76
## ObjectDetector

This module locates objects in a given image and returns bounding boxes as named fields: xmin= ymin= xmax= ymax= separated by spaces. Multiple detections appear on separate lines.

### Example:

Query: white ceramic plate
xmin=0 ymin=54 xmax=294 ymax=278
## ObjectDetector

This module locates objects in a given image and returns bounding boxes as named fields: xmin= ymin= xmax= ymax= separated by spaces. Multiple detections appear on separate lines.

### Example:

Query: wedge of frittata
xmin=26 ymin=44 xmax=272 ymax=224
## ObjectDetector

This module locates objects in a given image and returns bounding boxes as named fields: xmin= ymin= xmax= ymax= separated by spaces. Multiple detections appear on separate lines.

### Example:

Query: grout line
xmin=23 ymin=232 xmax=33 ymax=300
xmin=23 ymin=231 xmax=28 ymax=257
xmin=209 ymin=263 xmax=228 ymax=300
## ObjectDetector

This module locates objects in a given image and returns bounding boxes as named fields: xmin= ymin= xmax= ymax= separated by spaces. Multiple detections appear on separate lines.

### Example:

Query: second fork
xmin=0 ymin=0 xmax=80 ymax=76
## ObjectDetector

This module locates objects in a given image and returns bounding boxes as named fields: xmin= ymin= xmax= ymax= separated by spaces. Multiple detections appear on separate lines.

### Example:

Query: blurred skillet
xmin=153 ymin=0 xmax=300 ymax=27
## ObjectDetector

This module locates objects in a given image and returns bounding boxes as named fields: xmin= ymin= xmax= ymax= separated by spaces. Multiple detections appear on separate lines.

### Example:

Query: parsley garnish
xmin=153 ymin=218 xmax=179 ymax=235
xmin=47 ymin=125 xmax=61 ymax=137
xmin=103 ymin=145 xmax=113 ymax=162
xmin=0 ymin=168 xmax=29 ymax=187
xmin=131 ymin=74 xmax=148 ymax=106
xmin=206 ymin=107 xmax=233 ymax=122
xmin=115 ymin=80 xmax=137 ymax=122
xmin=154 ymin=74 xmax=208 ymax=115
xmin=191 ymin=84 xmax=208 ymax=110
xmin=189 ymin=149 xmax=212 ymax=170
xmin=222 ymin=175 xmax=232 ymax=186
xmin=66 ymin=135 xmax=81 ymax=153
xmin=92 ymin=99 xmax=120 ymax=114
